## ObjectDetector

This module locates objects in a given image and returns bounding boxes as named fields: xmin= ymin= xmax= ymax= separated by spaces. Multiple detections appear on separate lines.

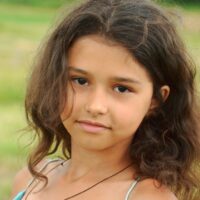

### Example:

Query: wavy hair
xmin=25 ymin=0 xmax=200 ymax=199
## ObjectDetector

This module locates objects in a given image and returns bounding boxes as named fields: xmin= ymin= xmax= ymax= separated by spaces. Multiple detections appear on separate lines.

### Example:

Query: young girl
xmin=11 ymin=0 xmax=200 ymax=199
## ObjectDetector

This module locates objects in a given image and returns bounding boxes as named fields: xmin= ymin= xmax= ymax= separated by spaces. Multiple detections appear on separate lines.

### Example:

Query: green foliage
xmin=163 ymin=0 xmax=200 ymax=3
xmin=159 ymin=0 xmax=200 ymax=10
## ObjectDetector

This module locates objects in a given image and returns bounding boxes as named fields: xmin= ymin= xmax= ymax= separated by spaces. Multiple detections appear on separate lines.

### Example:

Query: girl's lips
xmin=77 ymin=120 xmax=110 ymax=133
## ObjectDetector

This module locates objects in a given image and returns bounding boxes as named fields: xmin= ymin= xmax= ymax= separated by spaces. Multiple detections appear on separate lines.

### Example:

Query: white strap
xmin=124 ymin=177 xmax=140 ymax=200
xmin=26 ymin=158 xmax=64 ymax=190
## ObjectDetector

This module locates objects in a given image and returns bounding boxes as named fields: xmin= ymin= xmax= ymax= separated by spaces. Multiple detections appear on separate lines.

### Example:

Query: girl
xmin=11 ymin=0 xmax=200 ymax=199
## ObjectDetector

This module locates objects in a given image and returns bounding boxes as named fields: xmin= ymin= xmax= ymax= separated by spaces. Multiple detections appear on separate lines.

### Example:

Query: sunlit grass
xmin=0 ymin=3 xmax=62 ymax=199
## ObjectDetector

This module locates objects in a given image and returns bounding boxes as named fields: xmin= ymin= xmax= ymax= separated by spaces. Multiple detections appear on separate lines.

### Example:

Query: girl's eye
xmin=114 ymin=85 xmax=131 ymax=93
xmin=71 ymin=77 xmax=88 ymax=85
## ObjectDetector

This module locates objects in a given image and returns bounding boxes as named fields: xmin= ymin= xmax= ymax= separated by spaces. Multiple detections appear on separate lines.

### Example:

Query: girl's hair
xmin=25 ymin=0 xmax=200 ymax=199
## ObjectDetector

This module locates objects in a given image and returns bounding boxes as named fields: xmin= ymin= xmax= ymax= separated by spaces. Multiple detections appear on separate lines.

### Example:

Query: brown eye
xmin=114 ymin=85 xmax=131 ymax=93
xmin=71 ymin=77 xmax=88 ymax=86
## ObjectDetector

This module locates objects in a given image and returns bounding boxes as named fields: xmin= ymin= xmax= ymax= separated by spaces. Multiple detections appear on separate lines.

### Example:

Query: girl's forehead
xmin=67 ymin=35 xmax=152 ymax=83
xmin=68 ymin=35 xmax=137 ymax=66
xmin=70 ymin=34 xmax=117 ymax=48
xmin=68 ymin=35 xmax=121 ymax=55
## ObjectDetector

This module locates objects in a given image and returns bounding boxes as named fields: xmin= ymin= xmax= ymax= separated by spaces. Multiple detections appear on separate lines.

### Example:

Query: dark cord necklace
xmin=64 ymin=163 xmax=133 ymax=200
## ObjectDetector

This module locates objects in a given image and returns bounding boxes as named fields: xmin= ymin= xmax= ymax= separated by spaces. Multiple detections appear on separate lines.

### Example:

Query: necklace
xmin=64 ymin=163 xmax=133 ymax=200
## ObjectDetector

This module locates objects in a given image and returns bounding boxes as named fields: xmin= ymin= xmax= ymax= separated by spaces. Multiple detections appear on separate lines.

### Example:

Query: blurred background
xmin=0 ymin=0 xmax=199 ymax=199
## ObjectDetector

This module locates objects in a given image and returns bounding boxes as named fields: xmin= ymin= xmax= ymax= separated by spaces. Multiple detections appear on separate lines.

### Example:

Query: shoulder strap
xmin=26 ymin=158 xmax=64 ymax=190
xmin=124 ymin=177 xmax=140 ymax=200
xmin=23 ymin=158 xmax=65 ymax=200
xmin=12 ymin=190 xmax=26 ymax=200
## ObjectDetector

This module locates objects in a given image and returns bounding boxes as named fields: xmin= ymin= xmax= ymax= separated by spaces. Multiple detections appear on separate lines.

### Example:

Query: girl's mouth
xmin=76 ymin=120 xmax=110 ymax=133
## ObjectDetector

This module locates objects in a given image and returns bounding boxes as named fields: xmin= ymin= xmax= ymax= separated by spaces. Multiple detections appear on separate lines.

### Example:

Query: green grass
xmin=0 ymin=2 xmax=79 ymax=199
xmin=0 ymin=2 xmax=200 ymax=199
xmin=0 ymin=104 xmax=29 ymax=199
xmin=0 ymin=68 xmax=26 ymax=104
xmin=0 ymin=0 xmax=76 ymax=8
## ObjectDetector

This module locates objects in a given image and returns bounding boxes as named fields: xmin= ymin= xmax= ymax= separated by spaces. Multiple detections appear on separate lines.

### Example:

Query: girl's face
xmin=61 ymin=35 xmax=155 ymax=152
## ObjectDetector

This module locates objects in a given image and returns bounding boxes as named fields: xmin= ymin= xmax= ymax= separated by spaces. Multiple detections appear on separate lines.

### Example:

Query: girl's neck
xmin=64 ymin=143 xmax=134 ymax=183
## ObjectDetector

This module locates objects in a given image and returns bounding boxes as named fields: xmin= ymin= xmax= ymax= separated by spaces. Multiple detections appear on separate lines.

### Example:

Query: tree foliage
xmin=162 ymin=0 xmax=200 ymax=4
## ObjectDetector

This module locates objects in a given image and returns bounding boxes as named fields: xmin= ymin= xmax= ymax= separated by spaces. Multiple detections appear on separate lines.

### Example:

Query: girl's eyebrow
xmin=68 ymin=66 xmax=88 ymax=75
xmin=68 ymin=66 xmax=142 ymax=85
xmin=112 ymin=77 xmax=142 ymax=85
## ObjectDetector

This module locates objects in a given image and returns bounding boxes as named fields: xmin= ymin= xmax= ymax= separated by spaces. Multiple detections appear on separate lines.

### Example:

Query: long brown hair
xmin=25 ymin=0 xmax=200 ymax=199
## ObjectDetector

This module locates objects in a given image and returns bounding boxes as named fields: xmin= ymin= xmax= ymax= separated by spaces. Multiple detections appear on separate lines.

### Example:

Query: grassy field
xmin=0 ymin=2 xmax=200 ymax=199
xmin=0 ymin=2 xmax=79 ymax=199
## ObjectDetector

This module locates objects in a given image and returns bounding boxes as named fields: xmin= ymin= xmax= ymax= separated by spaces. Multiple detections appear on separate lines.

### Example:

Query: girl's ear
xmin=160 ymin=85 xmax=170 ymax=102
xmin=148 ymin=85 xmax=170 ymax=112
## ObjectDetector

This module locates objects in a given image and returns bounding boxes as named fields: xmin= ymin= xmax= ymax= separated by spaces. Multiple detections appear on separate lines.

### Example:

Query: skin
xmin=62 ymin=34 xmax=155 ymax=164
xmin=11 ymin=34 xmax=175 ymax=200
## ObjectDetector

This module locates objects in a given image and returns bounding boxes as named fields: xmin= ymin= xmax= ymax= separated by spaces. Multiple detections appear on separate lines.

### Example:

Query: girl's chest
xmin=23 ymin=180 xmax=134 ymax=200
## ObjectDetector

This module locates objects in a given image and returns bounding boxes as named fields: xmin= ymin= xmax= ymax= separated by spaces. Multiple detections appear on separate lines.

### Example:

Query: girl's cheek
xmin=60 ymin=106 xmax=68 ymax=121
xmin=60 ymin=92 xmax=76 ymax=120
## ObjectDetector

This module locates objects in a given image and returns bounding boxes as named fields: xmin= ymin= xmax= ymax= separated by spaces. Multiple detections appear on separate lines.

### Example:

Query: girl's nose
xmin=85 ymin=88 xmax=108 ymax=117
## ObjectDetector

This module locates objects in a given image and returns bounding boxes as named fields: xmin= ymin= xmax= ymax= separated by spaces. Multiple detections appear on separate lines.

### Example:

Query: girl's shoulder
xmin=10 ymin=158 xmax=64 ymax=199
xmin=11 ymin=165 xmax=32 ymax=199
xmin=133 ymin=178 xmax=177 ymax=200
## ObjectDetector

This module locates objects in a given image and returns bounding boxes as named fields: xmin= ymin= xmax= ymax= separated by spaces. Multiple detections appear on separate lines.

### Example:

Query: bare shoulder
xmin=10 ymin=159 xmax=50 ymax=198
xmin=10 ymin=166 xmax=32 ymax=198
xmin=10 ymin=158 xmax=65 ymax=198
xmin=132 ymin=178 xmax=177 ymax=200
